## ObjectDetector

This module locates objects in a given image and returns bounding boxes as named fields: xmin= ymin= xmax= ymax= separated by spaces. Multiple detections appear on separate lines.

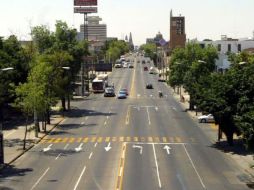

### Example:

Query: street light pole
xmin=0 ymin=67 xmax=14 ymax=165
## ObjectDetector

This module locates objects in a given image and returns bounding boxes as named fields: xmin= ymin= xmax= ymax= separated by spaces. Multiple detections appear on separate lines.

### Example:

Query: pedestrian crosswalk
xmin=41 ymin=136 xmax=197 ymax=144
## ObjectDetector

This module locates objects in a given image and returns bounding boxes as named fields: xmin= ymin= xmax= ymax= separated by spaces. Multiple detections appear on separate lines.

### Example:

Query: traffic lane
xmin=28 ymin=142 xmax=99 ymax=190
xmin=77 ymin=142 xmax=122 ymax=190
xmin=0 ymin=142 xmax=63 ymax=190
xmin=122 ymin=143 xmax=160 ymax=190
xmin=183 ymin=143 xmax=249 ymax=190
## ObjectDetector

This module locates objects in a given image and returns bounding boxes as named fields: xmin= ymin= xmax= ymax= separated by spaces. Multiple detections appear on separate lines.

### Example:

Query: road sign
xmin=74 ymin=7 xmax=97 ymax=14
xmin=74 ymin=0 xmax=97 ymax=6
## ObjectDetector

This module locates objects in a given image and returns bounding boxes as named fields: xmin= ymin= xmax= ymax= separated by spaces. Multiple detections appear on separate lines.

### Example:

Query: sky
xmin=0 ymin=0 xmax=254 ymax=45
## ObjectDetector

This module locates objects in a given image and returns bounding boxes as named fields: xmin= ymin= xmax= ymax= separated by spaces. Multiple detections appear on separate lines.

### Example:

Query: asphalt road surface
xmin=0 ymin=54 xmax=250 ymax=190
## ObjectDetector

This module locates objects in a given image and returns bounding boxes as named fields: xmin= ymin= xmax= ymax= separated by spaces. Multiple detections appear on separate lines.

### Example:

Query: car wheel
xmin=201 ymin=119 xmax=206 ymax=123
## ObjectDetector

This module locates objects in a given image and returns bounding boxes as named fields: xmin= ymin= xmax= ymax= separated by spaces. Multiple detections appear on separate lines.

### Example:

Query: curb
xmin=0 ymin=117 xmax=64 ymax=170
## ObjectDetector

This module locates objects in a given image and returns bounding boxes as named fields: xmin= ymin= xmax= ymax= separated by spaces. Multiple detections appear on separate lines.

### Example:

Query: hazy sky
xmin=1 ymin=0 xmax=254 ymax=45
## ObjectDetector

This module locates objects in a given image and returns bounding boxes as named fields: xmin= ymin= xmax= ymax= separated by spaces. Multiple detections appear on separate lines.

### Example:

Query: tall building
xmin=169 ymin=10 xmax=186 ymax=50
xmin=80 ymin=16 xmax=107 ymax=42
xmin=129 ymin=32 xmax=134 ymax=51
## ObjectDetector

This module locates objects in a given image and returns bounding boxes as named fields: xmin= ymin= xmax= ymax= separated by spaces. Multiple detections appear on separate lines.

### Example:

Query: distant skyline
xmin=1 ymin=0 xmax=254 ymax=45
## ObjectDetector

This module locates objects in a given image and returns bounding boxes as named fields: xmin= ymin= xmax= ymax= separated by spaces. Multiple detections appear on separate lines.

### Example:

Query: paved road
xmin=0 ymin=54 xmax=250 ymax=190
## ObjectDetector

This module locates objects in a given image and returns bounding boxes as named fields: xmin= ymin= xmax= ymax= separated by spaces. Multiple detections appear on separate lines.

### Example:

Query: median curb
xmin=0 ymin=116 xmax=64 ymax=170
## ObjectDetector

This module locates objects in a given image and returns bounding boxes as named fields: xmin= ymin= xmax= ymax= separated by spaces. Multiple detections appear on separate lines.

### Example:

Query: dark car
xmin=144 ymin=66 xmax=148 ymax=71
xmin=142 ymin=60 xmax=146 ymax=64
xmin=146 ymin=83 xmax=153 ymax=89
xmin=104 ymin=87 xmax=115 ymax=97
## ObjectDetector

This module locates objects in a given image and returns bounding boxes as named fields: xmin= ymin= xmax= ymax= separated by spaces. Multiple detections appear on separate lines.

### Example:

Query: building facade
xmin=197 ymin=35 xmax=254 ymax=71
xmin=80 ymin=16 xmax=107 ymax=42
xmin=169 ymin=10 xmax=186 ymax=51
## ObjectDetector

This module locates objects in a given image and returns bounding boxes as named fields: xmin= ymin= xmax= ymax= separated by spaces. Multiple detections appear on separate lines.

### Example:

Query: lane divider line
xmin=116 ymin=143 xmax=127 ymax=190
xmin=152 ymin=143 xmax=162 ymax=188
xmin=73 ymin=165 xmax=87 ymax=190
xmin=89 ymin=152 xmax=93 ymax=160
xmin=30 ymin=167 xmax=50 ymax=190
xmin=183 ymin=144 xmax=206 ymax=189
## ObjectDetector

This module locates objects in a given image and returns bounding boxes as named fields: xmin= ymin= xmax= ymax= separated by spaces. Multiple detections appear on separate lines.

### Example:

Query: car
xmin=198 ymin=114 xmax=215 ymax=123
xmin=104 ymin=87 xmax=115 ymax=97
xmin=128 ymin=64 xmax=134 ymax=68
xmin=137 ymin=60 xmax=140 ymax=63
xmin=117 ymin=90 xmax=127 ymax=99
xmin=144 ymin=66 xmax=148 ymax=71
xmin=146 ymin=83 xmax=153 ymax=89
xmin=142 ymin=60 xmax=146 ymax=64
xmin=123 ymin=62 xmax=128 ymax=68
xmin=121 ymin=88 xmax=129 ymax=95
xmin=115 ymin=64 xmax=122 ymax=68
xmin=158 ymin=78 xmax=166 ymax=82
xmin=147 ymin=60 xmax=150 ymax=63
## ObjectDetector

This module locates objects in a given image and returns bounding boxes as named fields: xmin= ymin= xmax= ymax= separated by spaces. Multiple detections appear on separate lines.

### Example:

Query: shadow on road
xmin=64 ymin=108 xmax=116 ymax=118
xmin=0 ymin=165 xmax=33 ymax=180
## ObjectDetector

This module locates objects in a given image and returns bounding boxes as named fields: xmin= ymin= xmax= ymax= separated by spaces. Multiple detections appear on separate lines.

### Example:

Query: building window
xmin=200 ymin=44 xmax=205 ymax=48
xmin=228 ymin=44 xmax=231 ymax=52
xmin=218 ymin=44 xmax=221 ymax=51
xmin=238 ymin=44 xmax=241 ymax=52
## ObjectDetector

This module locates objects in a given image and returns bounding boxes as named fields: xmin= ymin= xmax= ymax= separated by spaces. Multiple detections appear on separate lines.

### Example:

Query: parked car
xmin=128 ymin=64 xmax=134 ymax=68
xmin=158 ymin=78 xmax=166 ymax=82
xmin=104 ymin=87 xmax=115 ymax=97
xmin=144 ymin=66 xmax=148 ymax=71
xmin=117 ymin=90 xmax=127 ymax=99
xmin=198 ymin=114 xmax=215 ymax=123
xmin=146 ymin=83 xmax=153 ymax=89
xmin=142 ymin=60 xmax=146 ymax=64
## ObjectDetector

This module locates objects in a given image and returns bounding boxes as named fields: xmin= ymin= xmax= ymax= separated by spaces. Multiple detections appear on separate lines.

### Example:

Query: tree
xmin=139 ymin=43 xmax=157 ymax=61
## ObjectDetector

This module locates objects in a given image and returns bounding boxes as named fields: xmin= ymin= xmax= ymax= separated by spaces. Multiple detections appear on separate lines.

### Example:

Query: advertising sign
xmin=74 ymin=7 xmax=97 ymax=13
xmin=74 ymin=0 xmax=97 ymax=6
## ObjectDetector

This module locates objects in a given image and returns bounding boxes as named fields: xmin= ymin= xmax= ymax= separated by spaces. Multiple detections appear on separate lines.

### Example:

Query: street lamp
xmin=239 ymin=61 xmax=247 ymax=65
xmin=62 ymin=66 xmax=70 ymax=70
xmin=0 ymin=67 xmax=14 ymax=165
xmin=198 ymin=60 xmax=206 ymax=64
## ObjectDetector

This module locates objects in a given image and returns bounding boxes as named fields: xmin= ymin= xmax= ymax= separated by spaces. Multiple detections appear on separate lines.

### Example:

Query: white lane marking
xmin=107 ymin=116 xmax=109 ymax=119
xmin=5 ymin=130 xmax=16 ymax=137
xmin=55 ymin=153 xmax=62 ymax=160
xmin=85 ymin=117 xmax=88 ymax=121
xmin=105 ymin=142 xmax=112 ymax=152
xmin=89 ymin=152 xmax=93 ymax=159
xmin=94 ymin=143 xmax=98 ymax=147
xmin=146 ymin=107 xmax=151 ymax=125
xmin=183 ymin=144 xmax=206 ymax=189
xmin=43 ymin=144 xmax=52 ymax=152
xmin=64 ymin=144 xmax=69 ymax=150
xmin=163 ymin=145 xmax=171 ymax=155
xmin=155 ymin=107 xmax=158 ymax=111
xmin=81 ymin=121 xmax=85 ymax=125
xmin=152 ymin=144 xmax=162 ymax=188
xmin=73 ymin=165 xmax=86 ymax=190
xmin=30 ymin=167 xmax=50 ymax=190
xmin=75 ymin=143 xmax=84 ymax=152
xmin=104 ymin=121 xmax=107 ymax=126
xmin=132 ymin=145 xmax=143 ymax=154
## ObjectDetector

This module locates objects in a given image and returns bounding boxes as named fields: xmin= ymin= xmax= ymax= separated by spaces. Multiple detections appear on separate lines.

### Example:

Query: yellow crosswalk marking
xmin=126 ymin=137 xmax=131 ymax=142
xmin=47 ymin=138 xmax=55 ymax=143
xmin=119 ymin=137 xmax=124 ymax=142
xmin=69 ymin=137 xmax=75 ymax=143
xmin=62 ymin=137 xmax=68 ymax=143
xmin=97 ymin=137 xmax=103 ymax=143
xmin=83 ymin=137 xmax=89 ymax=143
xmin=91 ymin=137 xmax=97 ymax=142
xmin=105 ymin=137 xmax=110 ymax=142
xmin=133 ymin=137 xmax=139 ymax=142
xmin=162 ymin=137 xmax=167 ymax=143
xmin=175 ymin=137 xmax=182 ymax=143
xmin=148 ymin=137 xmax=153 ymax=142
xmin=112 ymin=137 xmax=117 ymax=142
xmin=54 ymin=138 xmax=62 ymax=143
xmin=76 ymin=138 xmax=82 ymax=143
xmin=40 ymin=139 xmax=47 ymax=144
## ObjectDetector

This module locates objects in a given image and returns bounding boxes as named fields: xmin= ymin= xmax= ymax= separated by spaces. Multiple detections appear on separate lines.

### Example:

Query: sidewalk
xmin=169 ymin=86 xmax=254 ymax=180
xmin=2 ymin=113 xmax=64 ymax=168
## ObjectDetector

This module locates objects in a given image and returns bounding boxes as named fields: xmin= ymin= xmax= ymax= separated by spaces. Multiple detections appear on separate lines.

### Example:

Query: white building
xmin=198 ymin=35 xmax=254 ymax=71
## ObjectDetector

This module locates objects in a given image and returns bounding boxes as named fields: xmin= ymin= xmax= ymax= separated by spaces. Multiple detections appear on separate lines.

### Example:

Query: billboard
xmin=74 ymin=0 xmax=97 ymax=6
xmin=74 ymin=7 xmax=97 ymax=13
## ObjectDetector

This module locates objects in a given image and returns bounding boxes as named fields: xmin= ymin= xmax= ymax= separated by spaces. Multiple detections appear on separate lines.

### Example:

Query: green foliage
xmin=139 ymin=43 xmax=157 ymax=61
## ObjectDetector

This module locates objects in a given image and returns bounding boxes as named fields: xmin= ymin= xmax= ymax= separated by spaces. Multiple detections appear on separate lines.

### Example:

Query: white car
xmin=198 ymin=114 xmax=215 ymax=123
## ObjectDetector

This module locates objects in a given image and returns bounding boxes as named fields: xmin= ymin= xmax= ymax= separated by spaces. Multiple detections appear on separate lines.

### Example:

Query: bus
xmin=92 ymin=74 xmax=108 ymax=93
